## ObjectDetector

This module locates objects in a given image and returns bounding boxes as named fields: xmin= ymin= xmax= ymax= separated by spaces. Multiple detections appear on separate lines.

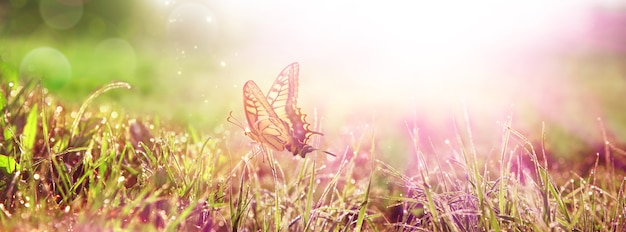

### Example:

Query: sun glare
xmin=148 ymin=0 xmax=615 ymax=155
xmin=218 ymin=1 xmax=591 ymax=109
xmin=185 ymin=1 xmax=613 ymax=154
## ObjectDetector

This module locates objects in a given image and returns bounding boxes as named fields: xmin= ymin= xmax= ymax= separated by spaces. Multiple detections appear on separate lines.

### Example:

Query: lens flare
xmin=39 ymin=0 xmax=84 ymax=30
xmin=20 ymin=47 xmax=72 ymax=90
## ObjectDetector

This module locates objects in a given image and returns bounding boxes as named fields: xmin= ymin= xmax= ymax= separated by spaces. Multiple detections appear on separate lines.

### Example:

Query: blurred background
xmin=2 ymin=0 xmax=626 ymax=167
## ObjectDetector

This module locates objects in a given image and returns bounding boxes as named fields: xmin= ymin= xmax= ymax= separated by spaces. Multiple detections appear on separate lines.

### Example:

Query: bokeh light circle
xmin=94 ymin=38 xmax=137 ymax=76
xmin=88 ymin=17 xmax=107 ymax=36
xmin=166 ymin=2 xmax=219 ymax=53
xmin=20 ymin=47 xmax=72 ymax=90
xmin=39 ymin=0 xmax=84 ymax=30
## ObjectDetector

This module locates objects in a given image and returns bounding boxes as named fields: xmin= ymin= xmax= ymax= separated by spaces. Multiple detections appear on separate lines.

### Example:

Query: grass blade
xmin=354 ymin=175 xmax=372 ymax=232
xmin=0 ymin=155 xmax=20 ymax=174
xmin=70 ymin=81 xmax=131 ymax=138
xmin=22 ymin=104 xmax=38 ymax=152
xmin=304 ymin=160 xmax=315 ymax=228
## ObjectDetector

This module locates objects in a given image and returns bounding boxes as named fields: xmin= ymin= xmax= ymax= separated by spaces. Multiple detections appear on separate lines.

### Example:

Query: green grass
xmin=0 ymin=79 xmax=625 ymax=231
xmin=0 ymin=36 xmax=234 ymax=132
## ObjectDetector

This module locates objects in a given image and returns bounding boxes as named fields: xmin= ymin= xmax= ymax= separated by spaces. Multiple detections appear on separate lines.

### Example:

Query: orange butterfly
xmin=229 ymin=63 xmax=334 ymax=157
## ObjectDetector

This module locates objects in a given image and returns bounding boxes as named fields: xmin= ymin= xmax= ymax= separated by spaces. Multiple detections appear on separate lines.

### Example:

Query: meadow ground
xmin=0 ymin=80 xmax=624 ymax=231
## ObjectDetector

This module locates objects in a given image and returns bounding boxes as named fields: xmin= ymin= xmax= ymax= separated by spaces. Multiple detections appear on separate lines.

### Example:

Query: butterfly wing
xmin=243 ymin=80 xmax=290 ymax=151
xmin=273 ymin=63 xmax=326 ymax=157
xmin=265 ymin=62 xmax=296 ymax=121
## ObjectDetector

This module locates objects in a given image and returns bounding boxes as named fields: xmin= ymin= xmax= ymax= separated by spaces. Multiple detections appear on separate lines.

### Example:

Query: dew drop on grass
xmin=64 ymin=206 xmax=70 ymax=213
xmin=99 ymin=105 xmax=110 ymax=113
xmin=549 ymin=222 xmax=559 ymax=228
xmin=85 ymin=151 xmax=93 ymax=161
xmin=117 ymin=176 xmax=126 ymax=183
xmin=33 ymin=173 xmax=40 ymax=180
xmin=44 ymin=96 xmax=53 ymax=106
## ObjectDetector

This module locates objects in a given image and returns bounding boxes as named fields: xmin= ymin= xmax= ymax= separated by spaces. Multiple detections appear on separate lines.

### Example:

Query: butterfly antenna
xmin=309 ymin=108 xmax=333 ymax=156
xmin=321 ymin=150 xmax=336 ymax=157
xmin=227 ymin=111 xmax=246 ymax=130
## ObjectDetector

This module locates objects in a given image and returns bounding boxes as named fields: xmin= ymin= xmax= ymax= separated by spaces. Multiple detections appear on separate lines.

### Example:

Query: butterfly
xmin=229 ymin=62 xmax=334 ymax=157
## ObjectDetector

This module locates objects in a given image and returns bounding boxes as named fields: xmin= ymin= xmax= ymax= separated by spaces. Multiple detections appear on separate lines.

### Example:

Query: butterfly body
xmin=235 ymin=62 xmax=333 ymax=157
